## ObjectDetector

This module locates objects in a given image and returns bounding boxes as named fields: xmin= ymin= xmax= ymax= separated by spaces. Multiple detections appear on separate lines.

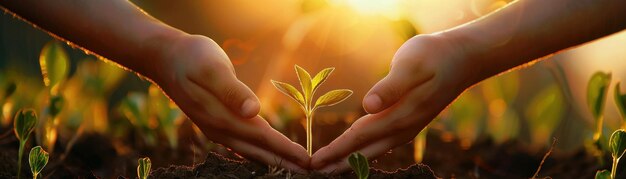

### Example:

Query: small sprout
xmin=271 ymin=65 xmax=352 ymax=156
xmin=137 ymin=157 xmax=151 ymax=179
xmin=587 ymin=72 xmax=611 ymax=142
xmin=609 ymin=129 xmax=626 ymax=179
xmin=14 ymin=109 xmax=37 ymax=179
xmin=596 ymin=170 xmax=611 ymax=179
xmin=348 ymin=152 xmax=369 ymax=179
xmin=28 ymin=146 xmax=49 ymax=179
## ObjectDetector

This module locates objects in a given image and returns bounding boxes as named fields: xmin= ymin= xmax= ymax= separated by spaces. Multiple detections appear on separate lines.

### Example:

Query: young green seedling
xmin=587 ymin=72 xmax=611 ymax=142
xmin=609 ymin=129 xmax=626 ymax=179
xmin=596 ymin=170 xmax=611 ymax=179
xmin=348 ymin=152 xmax=369 ymax=179
xmin=14 ymin=109 xmax=37 ymax=179
xmin=28 ymin=146 xmax=49 ymax=179
xmin=271 ymin=65 xmax=352 ymax=156
xmin=137 ymin=157 xmax=152 ymax=179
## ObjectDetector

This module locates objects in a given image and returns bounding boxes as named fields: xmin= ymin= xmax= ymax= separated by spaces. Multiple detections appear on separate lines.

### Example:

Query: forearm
xmin=0 ymin=0 xmax=186 ymax=78
xmin=444 ymin=0 xmax=626 ymax=82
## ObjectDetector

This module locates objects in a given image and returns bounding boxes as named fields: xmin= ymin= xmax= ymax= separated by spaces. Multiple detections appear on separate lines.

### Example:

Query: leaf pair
xmin=271 ymin=65 xmax=352 ymax=113
xmin=137 ymin=157 xmax=152 ymax=179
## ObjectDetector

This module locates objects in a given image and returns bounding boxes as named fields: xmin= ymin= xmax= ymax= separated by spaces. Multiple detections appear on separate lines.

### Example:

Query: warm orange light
xmin=329 ymin=0 xmax=405 ymax=20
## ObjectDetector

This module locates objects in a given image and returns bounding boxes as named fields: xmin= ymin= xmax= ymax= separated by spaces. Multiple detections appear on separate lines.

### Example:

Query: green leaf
xmin=39 ymin=41 xmax=69 ymax=90
xmin=615 ymin=82 xmax=626 ymax=121
xmin=587 ymin=72 xmax=611 ymax=120
xmin=295 ymin=65 xmax=313 ymax=106
xmin=271 ymin=80 xmax=305 ymax=107
xmin=348 ymin=152 xmax=369 ymax=179
xmin=29 ymin=146 xmax=49 ymax=178
xmin=525 ymin=84 xmax=564 ymax=146
xmin=137 ymin=157 xmax=151 ymax=179
xmin=48 ymin=95 xmax=65 ymax=117
xmin=314 ymin=89 xmax=352 ymax=109
xmin=595 ymin=170 xmax=611 ymax=179
xmin=13 ymin=109 xmax=37 ymax=142
xmin=311 ymin=67 xmax=334 ymax=94
xmin=610 ymin=129 xmax=626 ymax=159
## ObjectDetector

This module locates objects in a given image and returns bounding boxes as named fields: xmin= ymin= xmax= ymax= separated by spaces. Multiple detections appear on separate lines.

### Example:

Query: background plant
xmin=14 ymin=109 xmax=37 ymax=179
xmin=587 ymin=72 xmax=611 ymax=144
xmin=37 ymin=40 xmax=69 ymax=153
xmin=271 ymin=65 xmax=352 ymax=156
xmin=28 ymin=146 xmax=49 ymax=179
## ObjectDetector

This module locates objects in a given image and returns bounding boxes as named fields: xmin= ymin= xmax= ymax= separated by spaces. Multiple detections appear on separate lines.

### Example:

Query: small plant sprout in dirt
xmin=349 ymin=152 xmax=369 ymax=179
xmin=271 ymin=65 xmax=352 ymax=156
xmin=609 ymin=129 xmax=626 ymax=179
xmin=596 ymin=170 xmax=611 ymax=179
xmin=137 ymin=157 xmax=152 ymax=179
xmin=28 ymin=146 xmax=49 ymax=179
xmin=38 ymin=40 xmax=69 ymax=153
xmin=587 ymin=71 xmax=611 ymax=143
xmin=14 ymin=109 xmax=37 ymax=179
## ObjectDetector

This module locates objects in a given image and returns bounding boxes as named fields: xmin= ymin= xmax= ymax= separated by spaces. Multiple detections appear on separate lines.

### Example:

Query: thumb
xmin=208 ymin=73 xmax=260 ymax=118
xmin=363 ymin=69 xmax=432 ymax=114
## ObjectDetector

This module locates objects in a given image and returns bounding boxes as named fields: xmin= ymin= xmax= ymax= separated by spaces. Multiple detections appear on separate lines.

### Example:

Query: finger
xmin=230 ymin=116 xmax=311 ymax=168
xmin=363 ymin=67 xmax=433 ymax=114
xmin=310 ymin=115 xmax=388 ymax=169
xmin=184 ymin=82 xmax=309 ymax=168
xmin=225 ymin=136 xmax=308 ymax=174
xmin=188 ymin=67 xmax=260 ymax=118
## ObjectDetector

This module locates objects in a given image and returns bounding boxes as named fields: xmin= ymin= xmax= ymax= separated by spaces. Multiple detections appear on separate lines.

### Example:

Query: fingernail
xmin=240 ymin=99 xmax=258 ymax=117
xmin=364 ymin=94 xmax=381 ymax=113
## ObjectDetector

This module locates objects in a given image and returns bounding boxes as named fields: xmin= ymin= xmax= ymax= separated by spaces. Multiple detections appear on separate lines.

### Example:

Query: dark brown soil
xmin=150 ymin=151 xmax=438 ymax=179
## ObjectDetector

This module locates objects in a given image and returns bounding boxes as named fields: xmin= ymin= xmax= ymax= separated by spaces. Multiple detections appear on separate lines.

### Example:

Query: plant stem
xmin=612 ymin=157 xmax=619 ymax=179
xmin=594 ymin=117 xmax=604 ymax=142
xmin=306 ymin=114 xmax=312 ymax=156
xmin=17 ymin=140 xmax=24 ymax=179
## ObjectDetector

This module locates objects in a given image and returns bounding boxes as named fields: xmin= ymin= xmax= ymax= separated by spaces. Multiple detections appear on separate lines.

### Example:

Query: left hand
xmin=310 ymin=33 xmax=481 ymax=173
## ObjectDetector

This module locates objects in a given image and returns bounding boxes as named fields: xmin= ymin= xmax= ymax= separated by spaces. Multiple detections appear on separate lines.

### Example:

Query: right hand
xmin=147 ymin=35 xmax=309 ymax=172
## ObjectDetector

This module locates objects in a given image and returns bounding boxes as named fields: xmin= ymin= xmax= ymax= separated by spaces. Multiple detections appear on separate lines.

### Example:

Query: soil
xmin=149 ymin=152 xmax=437 ymax=179
xmin=0 ymin=119 xmax=617 ymax=179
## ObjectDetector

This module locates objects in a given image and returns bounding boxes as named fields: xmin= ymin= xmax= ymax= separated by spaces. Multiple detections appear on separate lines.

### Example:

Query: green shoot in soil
xmin=14 ymin=109 xmax=37 ymax=179
xmin=609 ymin=129 xmax=626 ymax=179
xmin=596 ymin=170 xmax=611 ymax=179
xmin=28 ymin=146 xmax=49 ymax=179
xmin=271 ymin=65 xmax=352 ymax=156
xmin=587 ymin=72 xmax=611 ymax=143
xmin=137 ymin=157 xmax=151 ymax=179
xmin=348 ymin=152 xmax=369 ymax=179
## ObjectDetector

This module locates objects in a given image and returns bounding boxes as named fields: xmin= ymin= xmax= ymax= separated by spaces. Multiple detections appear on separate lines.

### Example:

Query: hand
xmin=311 ymin=34 xmax=480 ymax=173
xmin=148 ymin=35 xmax=310 ymax=172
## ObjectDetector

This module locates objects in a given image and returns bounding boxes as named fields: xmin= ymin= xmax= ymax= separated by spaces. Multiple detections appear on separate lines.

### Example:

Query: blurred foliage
xmin=588 ymin=72 xmax=611 ymax=142
xmin=413 ymin=127 xmax=427 ymax=163
xmin=525 ymin=84 xmax=564 ymax=148
xmin=614 ymin=82 xmax=626 ymax=128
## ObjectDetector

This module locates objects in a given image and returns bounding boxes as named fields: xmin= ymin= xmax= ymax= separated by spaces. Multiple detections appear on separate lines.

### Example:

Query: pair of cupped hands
xmin=144 ymin=33 xmax=479 ymax=174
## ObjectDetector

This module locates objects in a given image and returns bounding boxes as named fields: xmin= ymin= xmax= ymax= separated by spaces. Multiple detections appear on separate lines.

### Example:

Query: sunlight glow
xmin=329 ymin=0 xmax=405 ymax=20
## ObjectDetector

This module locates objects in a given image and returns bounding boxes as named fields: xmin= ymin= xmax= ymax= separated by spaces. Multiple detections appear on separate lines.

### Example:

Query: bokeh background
xmin=1 ymin=0 xmax=626 ymax=177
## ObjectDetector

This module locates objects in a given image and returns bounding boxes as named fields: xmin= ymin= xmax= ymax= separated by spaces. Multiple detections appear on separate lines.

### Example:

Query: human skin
xmin=0 ymin=0 xmax=309 ymax=172
xmin=311 ymin=0 xmax=626 ymax=173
